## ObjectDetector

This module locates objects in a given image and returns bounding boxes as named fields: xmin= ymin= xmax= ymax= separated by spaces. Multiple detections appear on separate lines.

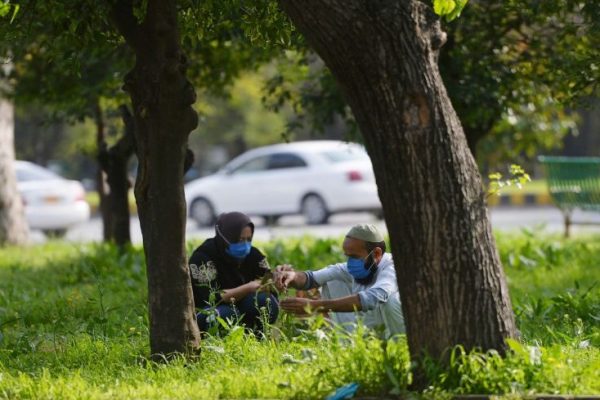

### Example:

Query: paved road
xmin=30 ymin=206 xmax=600 ymax=244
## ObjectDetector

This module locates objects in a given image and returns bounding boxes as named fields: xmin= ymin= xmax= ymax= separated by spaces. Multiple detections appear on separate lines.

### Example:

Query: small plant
xmin=487 ymin=164 xmax=532 ymax=198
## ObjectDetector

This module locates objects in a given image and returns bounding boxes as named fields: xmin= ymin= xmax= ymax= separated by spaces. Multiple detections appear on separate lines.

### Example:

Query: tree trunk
xmin=0 ymin=97 xmax=29 ymax=246
xmin=94 ymin=101 xmax=113 ymax=242
xmin=279 ymin=0 xmax=517 ymax=380
xmin=112 ymin=0 xmax=200 ymax=356
xmin=98 ymin=104 xmax=136 ymax=249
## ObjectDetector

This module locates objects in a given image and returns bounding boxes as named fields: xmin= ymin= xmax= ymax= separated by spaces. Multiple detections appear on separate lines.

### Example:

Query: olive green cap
xmin=346 ymin=224 xmax=384 ymax=243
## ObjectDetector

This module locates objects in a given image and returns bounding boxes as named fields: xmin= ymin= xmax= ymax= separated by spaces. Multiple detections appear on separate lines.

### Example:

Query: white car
xmin=15 ymin=161 xmax=91 ymax=236
xmin=185 ymin=140 xmax=382 ymax=226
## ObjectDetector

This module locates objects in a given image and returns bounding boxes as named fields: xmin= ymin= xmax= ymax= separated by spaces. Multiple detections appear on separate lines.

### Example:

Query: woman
xmin=188 ymin=212 xmax=278 ymax=334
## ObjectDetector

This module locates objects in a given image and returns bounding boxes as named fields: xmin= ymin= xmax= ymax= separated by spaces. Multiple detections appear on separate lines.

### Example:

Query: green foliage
xmin=487 ymin=164 xmax=531 ymax=197
xmin=438 ymin=0 xmax=586 ymax=165
xmin=475 ymin=94 xmax=578 ymax=167
xmin=190 ymin=70 xmax=290 ymax=161
xmin=423 ymin=341 xmax=599 ymax=395
xmin=0 ymin=1 xmax=19 ymax=22
xmin=433 ymin=0 xmax=469 ymax=21
xmin=0 ymin=234 xmax=599 ymax=398
xmin=260 ymin=0 xmax=586 ymax=167
xmin=496 ymin=231 xmax=600 ymax=347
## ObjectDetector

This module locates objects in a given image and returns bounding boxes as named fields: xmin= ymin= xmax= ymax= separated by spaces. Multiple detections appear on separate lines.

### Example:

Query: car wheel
xmin=43 ymin=229 xmax=67 ymax=238
xmin=190 ymin=198 xmax=216 ymax=227
xmin=263 ymin=215 xmax=280 ymax=226
xmin=301 ymin=194 xmax=329 ymax=225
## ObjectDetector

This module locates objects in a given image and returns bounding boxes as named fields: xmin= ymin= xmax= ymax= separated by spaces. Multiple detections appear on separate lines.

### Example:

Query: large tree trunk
xmin=112 ymin=0 xmax=200 ymax=356
xmin=94 ymin=101 xmax=113 ymax=242
xmin=98 ymin=104 xmax=136 ymax=249
xmin=0 ymin=97 xmax=29 ymax=246
xmin=279 ymin=0 xmax=517 ymax=379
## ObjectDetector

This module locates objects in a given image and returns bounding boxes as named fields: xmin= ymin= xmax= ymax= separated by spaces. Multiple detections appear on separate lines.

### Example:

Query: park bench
xmin=538 ymin=156 xmax=600 ymax=237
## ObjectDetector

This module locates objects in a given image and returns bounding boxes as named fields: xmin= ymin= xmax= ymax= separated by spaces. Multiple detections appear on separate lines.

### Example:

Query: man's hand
xmin=280 ymin=297 xmax=317 ymax=316
xmin=274 ymin=264 xmax=296 ymax=290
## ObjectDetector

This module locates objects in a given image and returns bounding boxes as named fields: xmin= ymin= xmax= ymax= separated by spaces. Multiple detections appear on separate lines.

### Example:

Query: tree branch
xmin=110 ymin=0 xmax=139 ymax=49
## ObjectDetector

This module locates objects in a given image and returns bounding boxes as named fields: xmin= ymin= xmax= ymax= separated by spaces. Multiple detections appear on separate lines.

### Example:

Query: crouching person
xmin=274 ymin=224 xmax=404 ymax=338
xmin=188 ymin=212 xmax=278 ymax=335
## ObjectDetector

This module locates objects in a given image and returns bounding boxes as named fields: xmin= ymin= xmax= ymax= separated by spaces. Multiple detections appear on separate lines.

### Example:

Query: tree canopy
xmin=262 ymin=0 xmax=597 ymax=166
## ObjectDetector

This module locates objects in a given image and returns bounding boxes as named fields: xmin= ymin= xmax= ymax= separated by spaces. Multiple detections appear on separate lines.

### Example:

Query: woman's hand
xmin=245 ymin=279 xmax=262 ymax=293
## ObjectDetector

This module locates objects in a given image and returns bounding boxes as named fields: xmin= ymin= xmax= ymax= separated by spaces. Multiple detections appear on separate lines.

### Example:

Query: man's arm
xmin=315 ymin=294 xmax=362 ymax=312
xmin=280 ymin=294 xmax=362 ymax=315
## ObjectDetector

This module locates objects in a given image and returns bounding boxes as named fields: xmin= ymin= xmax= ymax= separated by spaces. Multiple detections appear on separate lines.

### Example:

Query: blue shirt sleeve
xmin=303 ymin=263 xmax=351 ymax=290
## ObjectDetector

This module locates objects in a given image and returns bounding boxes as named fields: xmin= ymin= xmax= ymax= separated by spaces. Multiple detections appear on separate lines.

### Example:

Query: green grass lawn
xmin=0 ymin=234 xmax=598 ymax=399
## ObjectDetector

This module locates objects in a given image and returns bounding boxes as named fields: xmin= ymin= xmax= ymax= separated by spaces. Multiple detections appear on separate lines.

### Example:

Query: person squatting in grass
xmin=188 ymin=212 xmax=278 ymax=334
xmin=274 ymin=224 xmax=405 ymax=338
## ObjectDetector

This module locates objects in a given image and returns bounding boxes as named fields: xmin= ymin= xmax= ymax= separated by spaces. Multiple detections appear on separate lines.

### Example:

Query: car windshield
xmin=16 ymin=164 xmax=62 ymax=182
xmin=321 ymin=147 xmax=370 ymax=163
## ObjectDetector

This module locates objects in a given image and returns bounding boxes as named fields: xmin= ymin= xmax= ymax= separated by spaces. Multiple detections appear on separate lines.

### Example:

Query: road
xmin=30 ymin=206 xmax=600 ymax=244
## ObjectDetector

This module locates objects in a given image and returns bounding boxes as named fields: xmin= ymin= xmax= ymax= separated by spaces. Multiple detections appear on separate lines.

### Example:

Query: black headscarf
xmin=214 ymin=212 xmax=255 ymax=253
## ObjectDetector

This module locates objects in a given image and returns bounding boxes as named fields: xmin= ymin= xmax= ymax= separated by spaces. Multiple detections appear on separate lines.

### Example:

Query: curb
xmin=488 ymin=192 xmax=553 ymax=207
xmin=88 ymin=193 xmax=555 ymax=215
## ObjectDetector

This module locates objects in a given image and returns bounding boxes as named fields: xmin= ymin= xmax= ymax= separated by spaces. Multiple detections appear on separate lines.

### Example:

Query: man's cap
xmin=346 ymin=224 xmax=384 ymax=243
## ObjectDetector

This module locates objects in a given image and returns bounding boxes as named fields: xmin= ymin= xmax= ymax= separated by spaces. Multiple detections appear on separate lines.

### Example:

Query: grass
xmin=0 ymin=234 xmax=599 ymax=399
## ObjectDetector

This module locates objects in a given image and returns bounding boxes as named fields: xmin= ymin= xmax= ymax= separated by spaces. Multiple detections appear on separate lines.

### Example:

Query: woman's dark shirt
xmin=188 ymin=238 xmax=270 ymax=308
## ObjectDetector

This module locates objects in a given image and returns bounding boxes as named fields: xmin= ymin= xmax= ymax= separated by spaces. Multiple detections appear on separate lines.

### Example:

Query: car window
xmin=230 ymin=155 xmax=270 ymax=174
xmin=15 ymin=164 xmax=62 ymax=182
xmin=321 ymin=148 xmax=369 ymax=163
xmin=268 ymin=153 xmax=308 ymax=170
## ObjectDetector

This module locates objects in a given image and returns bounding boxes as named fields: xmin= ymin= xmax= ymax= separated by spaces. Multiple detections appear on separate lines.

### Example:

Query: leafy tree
xmin=278 ymin=0 xmax=518 ymax=386
xmin=264 ymin=0 xmax=593 ymax=167
xmin=2 ymin=0 xmax=294 ymax=356
xmin=190 ymin=69 xmax=290 ymax=169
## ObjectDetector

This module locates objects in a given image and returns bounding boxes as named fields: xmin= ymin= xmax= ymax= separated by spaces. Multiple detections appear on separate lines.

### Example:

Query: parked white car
xmin=185 ymin=140 xmax=382 ymax=226
xmin=15 ymin=161 xmax=91 ymax=236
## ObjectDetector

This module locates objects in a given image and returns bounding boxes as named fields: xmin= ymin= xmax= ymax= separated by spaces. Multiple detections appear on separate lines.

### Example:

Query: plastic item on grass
xmin=325 ymin=382 xmax=359 ymax=400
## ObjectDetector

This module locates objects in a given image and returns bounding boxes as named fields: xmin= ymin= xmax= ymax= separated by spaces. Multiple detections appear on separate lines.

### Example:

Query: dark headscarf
xmin=214 ymin=212 xmax=255 ymax=252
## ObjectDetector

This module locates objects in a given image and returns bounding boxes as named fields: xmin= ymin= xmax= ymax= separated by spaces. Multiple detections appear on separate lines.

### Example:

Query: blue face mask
xmin=226 ymin=241 xmax=252 ymax=259
xmin=216 ymin=224 xmax=252 ymax=260
xmin=347 ymin=251 xmax=375 ymax=280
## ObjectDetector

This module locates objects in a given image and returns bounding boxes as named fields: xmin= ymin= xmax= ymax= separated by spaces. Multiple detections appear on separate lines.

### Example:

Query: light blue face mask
xmin=346 ymin=250 xmax=375 ymax=280
xmin=216 ymin=224 xmax=252 ymax=260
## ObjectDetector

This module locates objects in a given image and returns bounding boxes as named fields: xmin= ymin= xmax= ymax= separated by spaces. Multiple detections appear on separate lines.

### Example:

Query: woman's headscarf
xmin=214 ymin=212 xmax=254 ymax=252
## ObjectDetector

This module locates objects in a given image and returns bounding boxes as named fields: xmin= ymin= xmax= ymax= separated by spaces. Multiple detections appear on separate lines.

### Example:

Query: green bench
xmin=538 ymin=156 xmax=600 ymax=237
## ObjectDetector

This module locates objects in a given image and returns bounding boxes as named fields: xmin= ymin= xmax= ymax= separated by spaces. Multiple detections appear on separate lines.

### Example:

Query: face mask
xmin=347 ymin=250 xmax=375 ymax=280
xmin=216 ymin=224 xmax=252 ymax=259
xmin=226 ymin=241 xmax=252 ymax=259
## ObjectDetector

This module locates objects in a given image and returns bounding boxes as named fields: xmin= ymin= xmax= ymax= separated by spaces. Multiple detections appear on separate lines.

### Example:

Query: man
xmin=274 ymin=224 xmax=404 ymax=338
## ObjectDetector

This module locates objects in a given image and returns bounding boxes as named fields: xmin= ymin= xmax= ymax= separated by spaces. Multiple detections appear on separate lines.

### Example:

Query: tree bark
xmin=279 ymin=0 xmax=517 ymax=381
xmin=94 ymin=101 xmax=113 ymax=242
xmin=98 ymin=104 xmax=136 ymax=249
xmin=112 ymin=0 xmax=200 ymax=357
xmin=0 ymin=97 xmax=29 ymax=246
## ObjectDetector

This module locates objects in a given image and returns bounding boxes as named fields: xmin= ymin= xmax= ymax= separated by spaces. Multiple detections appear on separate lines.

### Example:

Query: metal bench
xmin=538 ymin=156 xmax=600 ymax=237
